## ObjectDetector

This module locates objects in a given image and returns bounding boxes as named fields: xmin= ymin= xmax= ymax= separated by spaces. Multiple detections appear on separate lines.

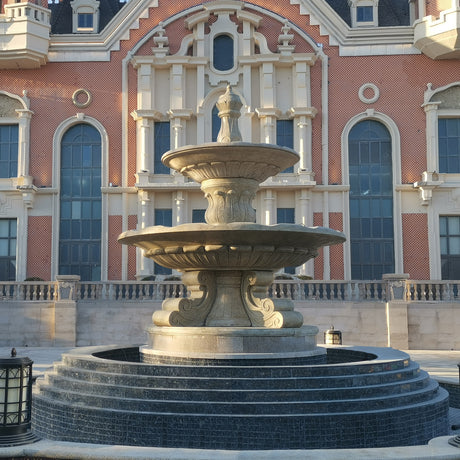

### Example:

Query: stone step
xmin=60 ymin=353 xmax=410 ymax=379
xmin=37 ymin=378 xmax=441 ymax=414
xmin=32 ymin=388 xmax=449 ymax=450
xmin=52 ymin=360 xmax=422 ymax=390
xmin=43 ymin=369 xmax=431 ymax=402
xmin=32 ymin=346 xmax=450 ymax=450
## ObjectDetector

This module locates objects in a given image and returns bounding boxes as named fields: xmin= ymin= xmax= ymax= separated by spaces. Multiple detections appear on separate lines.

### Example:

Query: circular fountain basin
xmin=162 ymin=142 xmax=299 ymax=183
xmin=118 ymin=222 xmax=345 ymax=271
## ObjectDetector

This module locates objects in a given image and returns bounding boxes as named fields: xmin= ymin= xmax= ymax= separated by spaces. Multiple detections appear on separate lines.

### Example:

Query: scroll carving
xmin=153 ymin=271 xmax=216 ymax=327
xmin=241 ymin=271 xmax=304 ymax=328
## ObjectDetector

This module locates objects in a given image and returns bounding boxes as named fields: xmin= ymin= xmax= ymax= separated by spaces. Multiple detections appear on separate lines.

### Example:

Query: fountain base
xmin=32 ymin=344 xmax=449 ymax=450
xmin=142 ymin=325 xmax=322 ymax=361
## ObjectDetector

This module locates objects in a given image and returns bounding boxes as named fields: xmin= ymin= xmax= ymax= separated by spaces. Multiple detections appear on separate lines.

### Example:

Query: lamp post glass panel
xmin=0 ymin=349 xmax=38 ymax=446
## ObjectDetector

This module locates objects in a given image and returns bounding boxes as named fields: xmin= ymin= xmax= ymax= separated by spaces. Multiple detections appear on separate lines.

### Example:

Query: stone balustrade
xmin=0 ymin=278 xmax=460 ymax=302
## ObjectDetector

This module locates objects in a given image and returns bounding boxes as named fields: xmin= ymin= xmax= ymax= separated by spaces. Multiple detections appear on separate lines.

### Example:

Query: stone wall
xmin=0 ymin=299 xmax=459 ymax=350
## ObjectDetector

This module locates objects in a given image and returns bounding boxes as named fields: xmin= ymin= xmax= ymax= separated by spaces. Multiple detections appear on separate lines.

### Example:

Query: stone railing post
xmin=53 ymin=275 xmax=80 ymax=346
xmin=382 ymin=274 xmax=409 ymax=349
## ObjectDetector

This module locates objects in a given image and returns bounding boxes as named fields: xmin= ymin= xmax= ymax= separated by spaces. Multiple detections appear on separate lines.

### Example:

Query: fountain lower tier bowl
xmin=118 ymin=222 xmax=345 ymax=271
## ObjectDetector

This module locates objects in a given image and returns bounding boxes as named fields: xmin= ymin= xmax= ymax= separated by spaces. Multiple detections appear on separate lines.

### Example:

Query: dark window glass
xmin=277 ymin=120 xmax=294 ymax=173
xmin=212 ymin=105 xmax=220 ymax=142
xmin=192 ymin=209 xmax=206 ymax=223
xmin=154 ymin=122 xmax=170 ymax=174
xmin=78 ymin=13 xmax=93 ymax=28
xmin=154 ymin=209 xmax=172 ymax=275
xmin=277 ymin=208 xmax=295 ymax=274
xmin=0 ymin=219 xmax=16 ymax=281
xmin=357 ymin=6 xmax=373 ymax=22
xmin=59 ymin=124 xmax=101 ymax=281
xmin=440 ymin=216 xmax=460 ymax=279
xmin=349 ymin=120 xmax=394 ymax=279
xmin=0 ymin=125 xmax=18 ymax=178
xmin=213 ymin=35 xmax=234 ymax=71
xmin=438 ymin=118 xmax=460 ymax=173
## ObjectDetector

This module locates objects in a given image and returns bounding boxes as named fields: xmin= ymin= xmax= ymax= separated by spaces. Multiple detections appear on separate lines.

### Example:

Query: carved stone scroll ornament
xmin=241 ymin=271 xmax=304 ymax=328
xmin=153 ymin=270 xmax=216 ymax=327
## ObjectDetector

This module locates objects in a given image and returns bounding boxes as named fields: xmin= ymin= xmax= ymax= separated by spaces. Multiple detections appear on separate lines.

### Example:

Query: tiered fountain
xmin=121 ymin=86 xmax=344 ymax=362
xmin=32 ymin=87 xmax=449 ymax=450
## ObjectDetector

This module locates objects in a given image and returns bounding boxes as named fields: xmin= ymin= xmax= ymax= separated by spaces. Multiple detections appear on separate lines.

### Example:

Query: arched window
xmin=213 ymin=35 xmax=234 ymax=71
xmin=349 ymin=120 xmax=394 ymax=279
xmin=59 ymin=123 xmax=101 ymax=281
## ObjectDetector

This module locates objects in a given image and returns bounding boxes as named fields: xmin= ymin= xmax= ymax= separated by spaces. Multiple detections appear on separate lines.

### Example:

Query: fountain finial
xmin=216 ymin=85 xmax=243 ymax=143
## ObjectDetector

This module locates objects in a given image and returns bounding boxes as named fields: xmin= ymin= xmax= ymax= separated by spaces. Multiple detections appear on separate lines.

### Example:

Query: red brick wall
xmin=313 ymin=212 xmax=324 ymax=278
xmin=329 ymin=212 xmax=344 ymax=279
xmin=402 ymin=213 xmax=430 ymax=279
xmin=108 ymin=215 xmax=122 ymax=280
xmin=127 ymin=215 xmax=137 ymax=280
xmin=27 ymin=216 xmax=51 ymax=280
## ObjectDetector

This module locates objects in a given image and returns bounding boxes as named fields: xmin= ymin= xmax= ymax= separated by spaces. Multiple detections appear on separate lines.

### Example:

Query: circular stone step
xmin=32 ymin=345 xmax=449 ymax=450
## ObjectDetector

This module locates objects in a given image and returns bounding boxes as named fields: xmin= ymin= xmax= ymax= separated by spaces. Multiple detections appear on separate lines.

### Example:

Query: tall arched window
xmin=59 ymin=123 xmax=101 ymax=281
xmin=349 ymin=120 xmax=394 ymax=279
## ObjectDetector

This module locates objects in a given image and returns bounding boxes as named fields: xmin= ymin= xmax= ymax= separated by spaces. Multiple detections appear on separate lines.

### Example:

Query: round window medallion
xmin=72 ymin=89 xmax=92 ymax=108
xmin=358 ymin=83 xmax=379 ymax=104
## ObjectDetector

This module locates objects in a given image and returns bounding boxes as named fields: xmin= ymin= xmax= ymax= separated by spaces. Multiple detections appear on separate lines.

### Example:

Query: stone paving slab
xmin=1 ymin=438 xmax=460 ymax=460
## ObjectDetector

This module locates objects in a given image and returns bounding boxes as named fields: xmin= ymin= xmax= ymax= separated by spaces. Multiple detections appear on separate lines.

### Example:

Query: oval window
xmin=213 ymin=35 xmax=234 ymax=71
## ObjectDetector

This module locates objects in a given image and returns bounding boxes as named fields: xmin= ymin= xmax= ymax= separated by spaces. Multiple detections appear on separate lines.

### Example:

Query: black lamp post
xmin=0 ymin=348 xmax=39 ymax=446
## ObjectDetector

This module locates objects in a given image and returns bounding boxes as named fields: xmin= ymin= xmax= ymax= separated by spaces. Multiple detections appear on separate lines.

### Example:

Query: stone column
xmin=383 ymin=273 xmax=409 ymax=349
xmin=53 ymin=275 xmax=80 ymax=346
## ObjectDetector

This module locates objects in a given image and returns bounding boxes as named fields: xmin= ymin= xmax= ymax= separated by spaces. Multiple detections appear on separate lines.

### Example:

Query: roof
xmin=49 ymin=0 xmax=126 ymax=34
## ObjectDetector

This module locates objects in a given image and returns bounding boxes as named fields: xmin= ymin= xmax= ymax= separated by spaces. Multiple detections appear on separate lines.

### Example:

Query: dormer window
xmin=349 ymin=0 xmax=378 ymax=27
xmin=70 ymin=0 xmax=100 ymax=33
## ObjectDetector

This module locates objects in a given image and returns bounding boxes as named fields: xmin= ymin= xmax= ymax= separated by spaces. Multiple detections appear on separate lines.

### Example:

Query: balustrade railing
xmin=0 ymin=279 xmax=460 ymax=303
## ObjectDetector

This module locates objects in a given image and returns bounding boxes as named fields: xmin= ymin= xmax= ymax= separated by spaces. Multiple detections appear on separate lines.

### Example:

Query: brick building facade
xmin=0 ymin=0 xmax=459 ymax=282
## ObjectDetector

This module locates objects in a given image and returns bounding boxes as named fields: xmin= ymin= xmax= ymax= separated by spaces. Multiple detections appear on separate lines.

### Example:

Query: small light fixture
xmin=0 ymin=348 xmax=39 ymax=446
xmin=324 ymin=325 xmax=342 ymax=345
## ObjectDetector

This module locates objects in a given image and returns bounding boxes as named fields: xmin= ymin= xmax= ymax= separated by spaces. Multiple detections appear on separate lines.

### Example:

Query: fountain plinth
xmin=118 ymin=85 xmax=345 ymax=358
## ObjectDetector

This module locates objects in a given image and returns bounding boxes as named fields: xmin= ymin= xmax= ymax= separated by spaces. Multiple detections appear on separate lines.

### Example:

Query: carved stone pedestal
xmin=141 ymin=325 xmax=322 ymax=359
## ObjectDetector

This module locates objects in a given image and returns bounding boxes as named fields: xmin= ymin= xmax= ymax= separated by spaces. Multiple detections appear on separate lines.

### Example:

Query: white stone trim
xmin=358 ymin=83 xmax=380 ymax=104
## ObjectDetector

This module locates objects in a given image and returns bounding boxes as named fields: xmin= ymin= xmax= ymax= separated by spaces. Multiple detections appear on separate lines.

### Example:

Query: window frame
xmin=276 ymin=119 xmax=295 ymax=173
xmin=348 ymin=119 xmax=395 ymax=280
xmin=59 ymin=123 xmax=102 ymax=281
xmin=440 ymin=215 xmax=460 ymax=280
xmin=154 ymin=121 xmax=171 ymax=175
xmin=0 ymin=218 xmax=17 ymax=281
xmin=0 ymin=123 xmax=19 ymax=179
xmin=438 ymin=117 xmax=460 ymax=174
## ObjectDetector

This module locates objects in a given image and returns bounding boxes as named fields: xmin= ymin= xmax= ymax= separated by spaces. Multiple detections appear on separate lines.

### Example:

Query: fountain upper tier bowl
xmin=161 ymin=142 xmax=300 ymax=183
xmin=118 ymin=222 xmax=345 ymax=271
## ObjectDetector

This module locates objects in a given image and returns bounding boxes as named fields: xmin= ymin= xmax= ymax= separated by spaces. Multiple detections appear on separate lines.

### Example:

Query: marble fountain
xmin=32 ymin=87 xmax=449 ymax=450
